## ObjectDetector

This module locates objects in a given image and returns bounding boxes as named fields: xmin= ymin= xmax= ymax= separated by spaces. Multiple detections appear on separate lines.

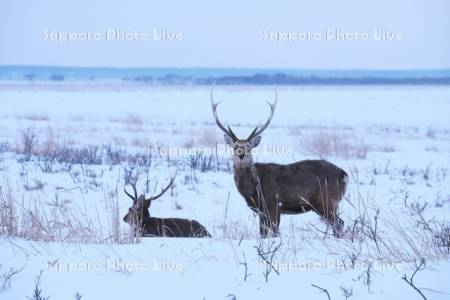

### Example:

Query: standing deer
xmin=210 ymin=90 xmax=348 ymax=238
xmin=123 ymin=175 xmax=211 ymax=238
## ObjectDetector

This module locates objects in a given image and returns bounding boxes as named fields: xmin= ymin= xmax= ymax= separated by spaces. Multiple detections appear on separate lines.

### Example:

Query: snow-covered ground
xmin=1 ymin=84 xmax=450 ymax=299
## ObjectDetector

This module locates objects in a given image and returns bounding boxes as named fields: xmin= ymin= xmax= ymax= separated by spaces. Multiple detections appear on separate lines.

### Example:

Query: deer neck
xmin=233 ymin=160 xmax=260 ymax=200
xmin=137 ymin=209 xmax=150 ymax=228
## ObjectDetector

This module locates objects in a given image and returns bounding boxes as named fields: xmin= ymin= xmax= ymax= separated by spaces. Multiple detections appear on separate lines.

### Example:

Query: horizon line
xmin=1 ymin=64 xmax=450 ymax=72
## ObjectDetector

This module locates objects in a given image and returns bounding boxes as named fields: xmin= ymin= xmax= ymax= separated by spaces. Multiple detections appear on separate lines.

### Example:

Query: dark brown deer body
xmin=211 ymin=90 xmax=348 ymax=237
xmin=123 ymin=176 xmax=211 ymax=238
xmin=138 ymin=217 xmax=211 ymax=238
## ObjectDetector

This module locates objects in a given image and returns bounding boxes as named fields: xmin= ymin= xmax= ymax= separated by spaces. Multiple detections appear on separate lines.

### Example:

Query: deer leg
xmin=258 ymin=199 xmax=281 ymax=238
xmin=268 ymin=207 xmax=281 ymax=237
xmin=259 ymin=213 xmax=270 ymax=238
xmin=315 ymin=198 xmax=343 ymax=238
xmin=323 ymin=211 xmax=343 ymax=238
xmin=326 ymin=201 xmax=344 ymax=238
xmin=331 ymin=216 xmax=344 ymax=238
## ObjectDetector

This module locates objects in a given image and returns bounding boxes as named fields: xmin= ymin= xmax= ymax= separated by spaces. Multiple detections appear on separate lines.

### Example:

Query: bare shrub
xmin=311 ymin=284 xmax=331 ymax=300
xmin=54 ymin=145 xmax=103 ymax=165
xmin=340 ymin=170 xmax=447 ymax=262
xmin=122 ymin=166 xmax=136 ymax=186
xmin=183 ymin=148 xmax=227 ymax=173
xmin=340 ymin=285 xmax=353 ymax=300
xmin=186 ymin=150 xmax=214 ymax=173
xmin=237 ymin=252 xmax=251 ymax=281
xmin=128 ymin=148 xmax=153 ymax=168
xmin=19 ymin=128 xmax=39 ymax=159
xmin=19 ymin=114 xmax=49 ymax=122
xmin=359 ymin=262 xmax=374 ymax=292
xmin=76 ymin=145 xmax=102 ymax=165
xmin=432 ymin=223 xmax=450 ymax=254
xmin=434 ymin=192 xmax=450 ymax=208
xmin=28 ymin=270 xmax=49 ymax=300
xmin=30 ymin=142 xmax=158 ymax=167
xmin=350 ymin=208 xmax=381 ymax=252
xmin=298 ymin=128 xmax=370 ymax=159
xmin=0 ymin=182 xmax=17 ymax=236
xmin=104 ymin=144 xmax=127 ymax=165
xmin=110 ymin=114 xmax=144 ymax=125
xmin=417 ymin=215 xmax=450 ymax=255
xmin=125 ymin=114 xmax=144 ymax=125
xmin=255 ymin=239 xmax=282 ymax=282
xmin=401 ymin=258 xmax=427 ymax=300
xmin=37 ymin=155 xmax=59 ymax=173
xmin=372 ymin=144 xmax=396 ymax=153
xmin=1 ymin=265 xmax=25 ymax=290
xmin=24 ymin=179 xmax=46 ymax=191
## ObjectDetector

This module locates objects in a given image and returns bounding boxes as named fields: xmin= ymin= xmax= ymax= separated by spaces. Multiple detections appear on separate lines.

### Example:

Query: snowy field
xmin=1 ymin=84 xmax=450 ymax=299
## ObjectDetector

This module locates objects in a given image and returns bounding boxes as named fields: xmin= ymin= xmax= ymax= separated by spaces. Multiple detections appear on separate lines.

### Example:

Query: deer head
xmin=210 ymin=89 xmax=278 ymax=168
xmin=123 ymin=175 xmax=175 ymax=226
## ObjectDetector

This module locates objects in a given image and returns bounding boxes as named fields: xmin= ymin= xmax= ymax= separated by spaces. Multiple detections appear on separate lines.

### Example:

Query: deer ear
xmin=224 ymin=134 xmax=234 ymax=146
xmin=250 ymin=135 xmax=262 ymax=148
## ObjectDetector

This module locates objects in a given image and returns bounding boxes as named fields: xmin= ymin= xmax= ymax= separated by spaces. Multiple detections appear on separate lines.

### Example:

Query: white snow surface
xmin=0 ymin=84 xmax=450 ymax=299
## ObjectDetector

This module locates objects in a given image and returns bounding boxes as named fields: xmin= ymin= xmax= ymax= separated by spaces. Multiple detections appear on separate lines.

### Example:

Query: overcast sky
xmin=1 ymin=0 xmax=449 ymax=69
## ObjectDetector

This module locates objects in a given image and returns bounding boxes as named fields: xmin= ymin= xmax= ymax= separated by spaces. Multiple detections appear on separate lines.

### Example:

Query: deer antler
xmin=247 ymin=90 xmax=278 ymax=141
xmin=147 ymin=174 xmax=176 ymax=201
xmin=124 ymin=175 xmax=139 ymax=201
xmin=210 ymin=88 xmax=238 ymax=141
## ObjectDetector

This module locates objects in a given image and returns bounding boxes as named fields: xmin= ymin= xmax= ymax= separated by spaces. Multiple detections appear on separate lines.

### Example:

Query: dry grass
xmin=372 ymin=144 xmax=396 ymax=153
xmin=0 ymin=124 xmax=448 ymax=264
xmin=104 ymin=187 xmax=122 ymax=243
xmin=332 ymin=171 xmax=449 ymax=263
xmin=197 ymin=128 xmax=217 ymax=147
xmin=270 ymin=168 xmax=450 ymax=265
xmin=426 ymin=127 xmax=436 ymax=139
xmin=131 ymin=137 xmax=152 ymax=148
xmin=109 ymin=114 xmax=144 ymax=125
xmin=298 ymin=128 xmax=370 ymax=159
xmin=216 ymin=217 xmax=256 ymax=240
xmin=0 ymin=178 xmax=128 ymax=244
xmin=124 ymin=125 xmax=145 ymax=133
xmin=0 ymin=179 xmax=17 ymax=236
xmin=40 ymin=126 xmax=63 ymax=156
xmin=18 ymin=114 xmax=50 ymax=122
xmin=69 ymin=115 xmax=85 ymax=122
xmin=171 ymin=127 xmax=185 ymax=135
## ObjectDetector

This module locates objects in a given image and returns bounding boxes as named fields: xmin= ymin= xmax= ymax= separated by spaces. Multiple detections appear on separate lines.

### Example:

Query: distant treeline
xmin=126 ymin=74 xmax=450 ymax=85
xmin=2 ymin=65 xmax=450 ymax=85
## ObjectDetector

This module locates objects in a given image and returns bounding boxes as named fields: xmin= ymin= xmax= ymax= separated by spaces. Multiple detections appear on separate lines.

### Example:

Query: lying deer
xmin=211 ymin=90 xmax=348 ymax=237
xmin=123 ymin=175 xmax=211 ymax=238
